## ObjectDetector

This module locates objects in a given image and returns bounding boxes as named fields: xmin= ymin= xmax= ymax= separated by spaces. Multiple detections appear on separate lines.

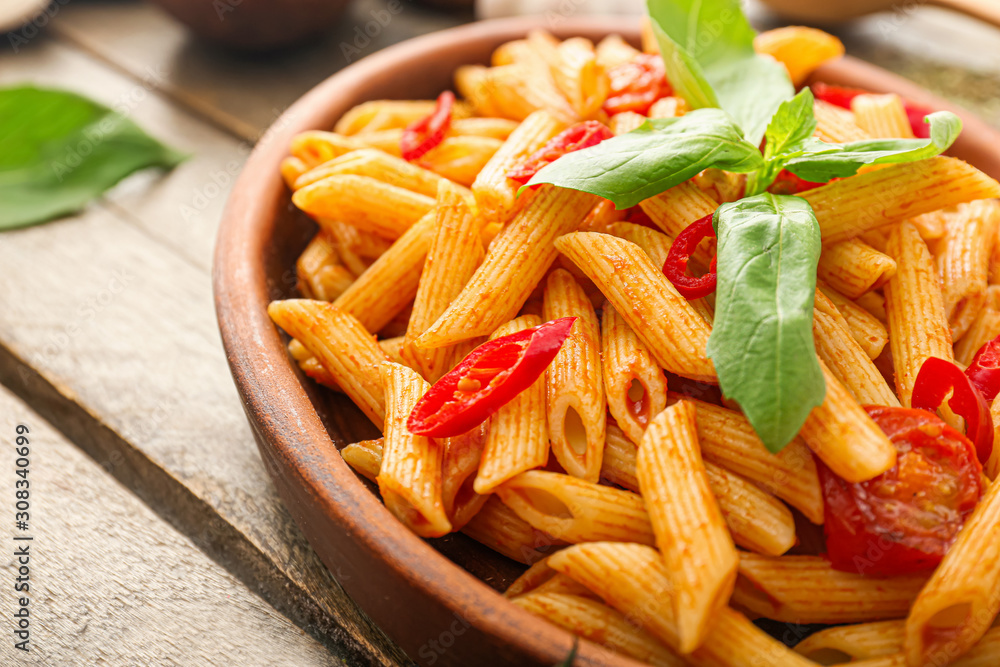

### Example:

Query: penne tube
xmin=648 ymin=96 xmax=688 ymax=118
xmin=333 ymin=211 xmax=436 ymax=334
xmin=692 ymin=168 xmax=745 ymax=204
xmin=492 ymin=37 xmax=547 ymax=67
xmin=549 ymin=37 xmax=609 ymax=119
xmin=817 ymin=238 xmax=897 ymax=299
xmin=600 ymin=304 xmax=668 ymax=445
xmin=334 ymin=99 xmax=471 ymax=136
xmin=268 ymin=300 xmax=389 ymax=428
xmin=543 ymin=270 xmax=606 ymax=481
xmin=450 ymin=117 xmax=519 ymax=140
xmin=638 ymin=181 xmax=717 ymax=267
xmin=910 ymin=209 xmax=949 ymax=242
xmin=601 ymin=423 xmax=796 ymax=556
xmin=595 ymin=34 xmax=641 ymax=69
xmin=293 ymin=334 xmax=405 ymax=392
xmin=513 ymin=592 xmax=687 ymax=667
xmin=681 ymin=395 xmax=824 ymax=523
xmin=289 ymin=130 xmax=365 ymax=168
xmin=293 ymin=148 xmax=469 ymax=197
xmin=504 ymin=556 xmax=594 ymax=600
xmin=555 ymin=232 xmax=716 ymax=383
xmin=639 ymin=16 xmax=658 ymax=53
xmin=495 ymin=470 xmax=654 ymax=546
xmin=378 ymin=335 xmax=407 ymax=366
xmin=957 ymin=286 xmax=1000 ymax=365
xmin=579 ymin=198 xmax=628 ymax=232
xmin=341 ymin=438 xmax=384 ymax=481
xmin=296 ymin=174 xmax=436 ymax=240
xmin=417 ymin=186 xmax=597 ymax=348
xmin=402 ymin=181 xmax=485 ymax=382
xmin=734 ymin=554 xmax=928 ymax=624
xmin=416 ymin=135 xmax=504 ymax=187
xmin=801 ymin=157 xmax=1000 ymax=245
xmin=455 ymin=63 xmax=576 ymax=124
xmin=296 ymin=231 xmax=355 ymax=302
xmin=547 ymin=542 xmax=817 ymax=666
xmin=884 ymin=221 xmax=954 ymax=407
xmin=638 ymin=401 xmax=739 ymax=652
xmin=799 ymin=360 xmax=897 ymax=484
xmin=474 ymin=315 xmax=550 ymax=494
xmin=937 ymin=200 xmax=1000 ymax=341
xmin=439 ymin=425 xmax=488 ymax=530
xmin=608 ymin=110 xmax=646 ymax=135
xmin=904 ymin=478 xmax=1000 ymax=667
xmin=847 ymin=628 xmax=1000 ymax=666
xmin=819 ymin=282 xmax=890 ymax=359
xmin=377 ymin=363 xmax=451 ymax=538
xmin=852 ymin=93 xmax=916 ymax=139
xmin=324 ymin=220 xmax=374 ymax=276
xmin=794 ymin=620 xmax=905 ymax=662
xmin=472 ymin=110 xmax=567 ymax=226
xmin=813 ymin=99 xmax=871 ymax=143
xmin=753 ymin=26 xmax=844 ymax=86
xmin=281 ymin=156 xmax=308 ymax=188
xmin=460 ymin=494 xmax=565 ymax=565
xmin=990 ymin=396 xmax=1000 ymax=480
xmin=813 ymin=291 xmax=900 ymax=407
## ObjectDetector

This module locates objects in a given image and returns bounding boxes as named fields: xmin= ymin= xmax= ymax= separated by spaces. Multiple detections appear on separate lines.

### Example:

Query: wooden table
xmin=0 ymin=1 xmax=997 ymax=665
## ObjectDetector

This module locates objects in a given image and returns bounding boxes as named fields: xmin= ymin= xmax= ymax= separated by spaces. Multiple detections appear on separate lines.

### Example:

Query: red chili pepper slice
xmin=400 ymin=91 xmax=455 ymax=162
xmin=767 ymin=169 xmax=825 ymax=195
xmin=811 ymin=82 xmax=935 ymax=139
xmin=506 ymin=121 xmax=614 ymax=185
xmin=965 ymin=335 xmax=1000 ymax=402
xmin=662 ymin=213 xmax=718 ymax=300
xmin=407 ymin=317 xmax=577 ymax=438
xmin=602 ymin=53 xmax=672 ymax=117
xmin=911 ymin=356 xmax=994 ymax=464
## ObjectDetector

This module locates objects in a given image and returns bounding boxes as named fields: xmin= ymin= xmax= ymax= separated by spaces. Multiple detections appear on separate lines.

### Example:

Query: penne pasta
xmin=794 ymin=620 xmax=905 ymax=662
xmin=377 ymin=363 xmax=451 ymax=537
xmin=600 ymin=304 xmax=668 ymax=446
xmin=638 ymin=181 xmax=717 ymax=266
xmin=295 ymin=231 xmax=355 ymax=302
xmin=268 ymin=300 xmax=389 ymax=428
xmin=333 ymin=211 xmax=436 ymax=334
xmin=416 ymin=135 xmax=504 ymax=187
xmin=296 ymin=174 xmax=436 ymax=239
xmin=289 ymin=130 xmax=365 ymax=168
xmin=459 ymin=495 xmax=565 ymax=566
xmin=474 ymin=315 xmax=550 ymax=494
xmin=852 ymin=93 xmax=916 ymax=139
xmin=417 ymin=185 xmax=596 ymax=348
xmin=334 ymin=99 xmax=470 ymax=135
xmin=637 ymin=401 xmax=738 ymax=652
xmin=884 ymin=221 xmax=954 ymax=407
xmin=293 ymin=147 xmax=469 ymax=197
xmin=753 ymin=26 xmax=845 ymax=86
xmin=957 ymin=286 xmax=1000 ymax=365
xmin=904 ymin=478 xmax=1000 ymax=667
xmin=813 ymin=99 xmax=872 ymax=143
xmin=543 ymin=270 xmax=606 ymax=481
xmin=817 ymin=238 xmax=897 ymax=299
xmin=595 ymin=34 xmax=641 ymax=69
xmin=555 ymin=232 xmax=716 ymax=383
xmin=937 ymin=200 xmax=1000 ymax=341
xmin=734 ymin=553 xmax=928 ymax=624
xmin=802 ymin=157 xmax=1000 ymax=244
xmin=548 ymin=37 xmax=609 ymax=119
xmin=819 ymin=282 xmax=890 ymax=359
xmin=440 ymin=425 xmax=488 ymax=530
xmin=495 ymin=470 xmax=654 ymax=546
xmin=341 ymin=438 xmax=384 ymax=482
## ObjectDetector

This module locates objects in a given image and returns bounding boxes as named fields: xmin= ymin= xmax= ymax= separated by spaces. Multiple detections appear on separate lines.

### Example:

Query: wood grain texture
xmin=0 ymin=383 xmax=347 ymax=666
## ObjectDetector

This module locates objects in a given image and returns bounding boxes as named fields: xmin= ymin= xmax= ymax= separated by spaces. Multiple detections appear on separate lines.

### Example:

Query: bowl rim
xmin=213 ymin=15 xmax=1000 ymax=665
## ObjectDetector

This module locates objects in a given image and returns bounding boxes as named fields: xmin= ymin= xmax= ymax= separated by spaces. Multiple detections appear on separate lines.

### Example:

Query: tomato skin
xmin=820 ymin=406 xmax=983 ymax=576
xmin=602 ymin=54 xmax=671 ymax=117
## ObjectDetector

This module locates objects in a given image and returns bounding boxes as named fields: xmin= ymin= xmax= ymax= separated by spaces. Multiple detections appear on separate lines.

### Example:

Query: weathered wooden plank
xmin=0 ymin=198 xmax=405 ymax=665
xmin=0 ymin=384 xmax=345 ymax=666
xmin=50 ymin=0 xmax=470 ymax=139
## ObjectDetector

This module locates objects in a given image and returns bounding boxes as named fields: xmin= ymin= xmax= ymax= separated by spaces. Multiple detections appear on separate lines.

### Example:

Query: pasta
xmin=264 ymin=18 xmax=1000 ymax=666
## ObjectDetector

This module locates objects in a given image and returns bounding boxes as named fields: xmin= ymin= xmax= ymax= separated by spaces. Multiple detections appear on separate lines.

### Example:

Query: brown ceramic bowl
xmin=214 ymin=16 xmax=1000 ymax=666
xmin=149 ymin=0 xmax=349 ymax=51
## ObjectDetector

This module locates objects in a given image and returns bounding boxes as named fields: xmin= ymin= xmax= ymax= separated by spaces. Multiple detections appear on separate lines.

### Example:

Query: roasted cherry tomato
xmin=662 ymin=212 xmax=717 ymax=300
xmin=965 ymin=335 xmax=1000 ymax=403
xmin=819 ymin=406 xmax=984 ymax=576
xmin=407 ymin=317 xmax=576 ymax=438
xmin=811 ymin=82 xmax=935 ymax=139
xmin=602 ymin=53 xmax=671 ymax=116
xmin=912 ymin=356 xmax=994 ymax=464
xmin=400 ymin=91 xmax=454 ymax=161
xmin=506 ymin=121 xmax=614 ymax=185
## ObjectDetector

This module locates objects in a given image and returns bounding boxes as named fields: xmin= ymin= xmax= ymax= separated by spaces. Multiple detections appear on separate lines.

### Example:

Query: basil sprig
xmin=647 ymin=0 xmax=794 ymax=145
xmin=524 ymin=110 xmax=763 ymax=209
xmin=707 ymin=195 xmax=825 ymax=452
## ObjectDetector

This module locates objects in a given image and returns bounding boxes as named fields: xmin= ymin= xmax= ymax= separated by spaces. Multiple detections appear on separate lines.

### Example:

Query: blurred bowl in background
xmin=148 ymin=0 xmax=350 ymax=51
xmin=1 ymin=0 xmax=51 ymax=33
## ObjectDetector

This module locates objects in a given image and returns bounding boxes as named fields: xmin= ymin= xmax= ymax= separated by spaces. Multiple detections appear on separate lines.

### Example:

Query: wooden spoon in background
xmin=758 ymin=0 xmax=1000 ymax=29
xmin=0 ymin=0 xmax=50 ymax=33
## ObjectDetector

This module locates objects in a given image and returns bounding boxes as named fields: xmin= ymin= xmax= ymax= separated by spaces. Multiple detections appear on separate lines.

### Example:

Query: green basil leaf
xmin=747 ymin=89 xmax=821 ymax=195
xmin=524 ymin=109 xmax=763 ymax=209
xmin=0 ymin=86 xmax=186 ymax=230
xmin=785 ymin=110 xmax=962 ymax=182
xmin=707 ymin=194 xmax=825 ymax=453
xmin=646 ymin=0 xmax=794 ymax=145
